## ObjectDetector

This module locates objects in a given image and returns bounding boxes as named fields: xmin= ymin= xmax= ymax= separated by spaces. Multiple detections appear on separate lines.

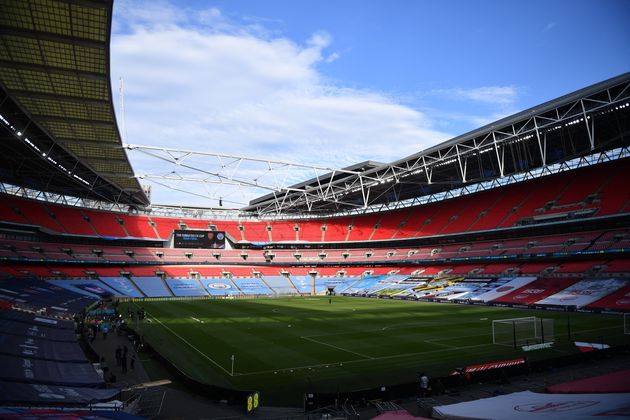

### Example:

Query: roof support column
xmin=580 ymin=99 xmax=595 ymax=150
xmin=422 ymin=156 xmax=432 ymax=183
xmin=533 ymin=118 xmax=546 ymax=166
xmin=456 ymin=144 xmax=467 ymax=183
xmin=359 ymin=175 xmax=369 ymax=208
xmin=492 ymin=132 xmax=504 ymax=177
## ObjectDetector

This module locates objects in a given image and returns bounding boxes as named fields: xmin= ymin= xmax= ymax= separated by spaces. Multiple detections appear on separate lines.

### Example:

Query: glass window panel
xmin=0 ymin=1 xmax=35 ymax=31
xmin=31 ymin=0 xmax=71 ymax=37
xmin=1 ymin=36 xmax=43 ymax=65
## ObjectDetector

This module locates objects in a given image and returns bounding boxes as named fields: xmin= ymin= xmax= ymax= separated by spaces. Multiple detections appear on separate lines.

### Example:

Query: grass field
xmin=126 ymin=296 xmax=628 ymax=404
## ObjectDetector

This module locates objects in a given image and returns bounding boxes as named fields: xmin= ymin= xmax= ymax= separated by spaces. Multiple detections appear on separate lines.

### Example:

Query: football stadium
xmin=0 ymin=0 xmax=629 ymax=419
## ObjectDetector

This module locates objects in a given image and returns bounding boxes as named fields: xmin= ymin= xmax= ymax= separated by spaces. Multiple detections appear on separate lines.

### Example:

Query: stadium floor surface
xmin=124 ymin=296 xmax=628 ymax=404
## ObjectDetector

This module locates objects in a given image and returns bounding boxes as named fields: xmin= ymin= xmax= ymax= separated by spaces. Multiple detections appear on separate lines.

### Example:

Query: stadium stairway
xmin=228 ymin=278 xmax=245 ymax=295
xmin=258 ymin=276 xmax=275 ymax=294
xmin=124 ymin=277 xmax=149 ymax=298
xmin=285 ymin=276 xmax=303 ymax=294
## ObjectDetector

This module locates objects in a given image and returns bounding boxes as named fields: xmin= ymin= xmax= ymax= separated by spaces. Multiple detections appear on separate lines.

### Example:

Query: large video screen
xmin=173 ymin=230 xmax=226 ymax=249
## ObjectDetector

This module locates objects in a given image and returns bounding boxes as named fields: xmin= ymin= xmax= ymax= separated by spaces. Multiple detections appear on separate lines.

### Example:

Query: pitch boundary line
xmin=424 ymin=338 xmax=457 ymax=349
xmin=301 ymin=336 xmax=374 ymax=359
xmin=145 ymin=312 xmax=233 ymax=377
xmin=305 ymin=328 xmax=490 ymax=341
xmin=238 ymin=341 xmax=492 ymax=377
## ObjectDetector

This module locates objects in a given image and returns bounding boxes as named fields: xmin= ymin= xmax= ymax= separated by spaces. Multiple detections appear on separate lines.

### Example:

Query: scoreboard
xmin=173 ymin=230 xmax=226 ymax=249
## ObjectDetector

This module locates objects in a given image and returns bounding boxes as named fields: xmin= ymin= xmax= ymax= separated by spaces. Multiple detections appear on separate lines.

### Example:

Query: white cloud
xmin=433 ymin=86 xmax=519 ymax=106
xmin=111 ymin=1 xmax=452 ymax=206
xmin=325 ymin=52 xmax=340 ymax=63
xmin=112 ymin=0 xmax=186 ymax=31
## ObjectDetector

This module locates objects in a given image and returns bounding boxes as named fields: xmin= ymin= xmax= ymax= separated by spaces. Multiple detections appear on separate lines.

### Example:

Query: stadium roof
xmin=0 ymin=0 xmax=627 ymax=215
xmin=245 ymin=72 xmax=630 ymax=215
xmin=248 ymin=160 xmax=384 ymax=208
xmin=0 ymin=0 xmax=148 ymax=206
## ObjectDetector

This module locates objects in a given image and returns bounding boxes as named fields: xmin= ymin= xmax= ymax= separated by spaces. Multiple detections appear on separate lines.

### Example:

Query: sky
xmin=110 ymin=0 xmax=630 ymax=208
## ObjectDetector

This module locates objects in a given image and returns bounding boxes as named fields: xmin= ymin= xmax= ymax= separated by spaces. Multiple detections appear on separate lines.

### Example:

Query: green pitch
xmin=127 ymin=297 xmax=626 ymax=404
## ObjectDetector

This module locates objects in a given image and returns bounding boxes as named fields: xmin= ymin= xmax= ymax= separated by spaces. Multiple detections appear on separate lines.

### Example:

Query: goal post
xmin=492 ymin=317 xmax=554 ymax=348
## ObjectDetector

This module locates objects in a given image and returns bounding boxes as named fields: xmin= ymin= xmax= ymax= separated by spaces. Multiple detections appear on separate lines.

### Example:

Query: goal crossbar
xmin=492 ymin=316 xmax=554 ymax=348
xmin=492 ymin=316 xmax=536 ymax=323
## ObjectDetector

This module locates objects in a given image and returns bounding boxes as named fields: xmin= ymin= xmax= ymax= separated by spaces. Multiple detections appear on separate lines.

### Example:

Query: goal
xmin=492 ymin=317 xmax=554 ymax=348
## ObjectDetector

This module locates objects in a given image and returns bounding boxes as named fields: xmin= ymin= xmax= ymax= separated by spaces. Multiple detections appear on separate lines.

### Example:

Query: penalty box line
xmin=300 ymin=335 xmax=374 ymax=360
xmin=237 ymin=341 xmax=492 ymax=377
xmin=145 ymin=312 xmax=234 ymax=377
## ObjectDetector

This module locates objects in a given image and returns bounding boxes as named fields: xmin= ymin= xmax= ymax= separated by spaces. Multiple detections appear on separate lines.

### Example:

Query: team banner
xmin=586 ymin=283 xmax=630 ymax=310
xmin=473 ymin=277 xmax=537 ymax=302
xmin=462 ymin=279 xmax=512 ymax=301
xmin=0 ymin=354 xmax=103 ymax=387
xmin=0 ymin=380 xmax=119 ymax=405
xmin=100 ymin=277 xmax=144 ymax=298
xmin=0 ymin=310 xmax=75 ymax=329
xmin=0 ymin=279 xmax=95 ymax=314
xmin=47 ymin=279 xmax=120 ymax=299
xmin=432 ymin=391 xmax=630 ymax=419
xmin=165 ymin=279 xmax=208 ymax=296
xmin=494 ymin=278 xmax=580 ymax=305
xmin=536 ymin=278 xmax=628 ymax=307
xmin=0 ymin=319 xmax=77 ymax=342
xmin=0 ymin=408 xmax=138 ymax=419
xmin=0 ymin=334 xmax=86 ymax=362
xmin=173 ymin=230 xmax=226 ymax=249
xmin=202 ymin=279 xmax=237 ymax=295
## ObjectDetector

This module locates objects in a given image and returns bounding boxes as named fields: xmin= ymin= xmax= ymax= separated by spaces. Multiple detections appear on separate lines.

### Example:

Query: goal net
xmin=625 ymin=313 xmax=630 ymax=335
xmin=492 ymin=316 xmax=554 ymax=348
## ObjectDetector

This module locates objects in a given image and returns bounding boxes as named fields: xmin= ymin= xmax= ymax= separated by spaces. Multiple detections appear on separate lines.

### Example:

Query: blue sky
xmin=111 ymin=0 xmax=630 ymax=207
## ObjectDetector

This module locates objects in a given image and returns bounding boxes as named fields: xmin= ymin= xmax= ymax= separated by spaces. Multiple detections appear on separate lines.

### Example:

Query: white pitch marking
xmin=191 ymin=317 xmax=204 ymax=323
xmin=424 ymin=338 xmax=457 ymax=349
xmin=382 ymin=322 xmax=426 ymax=331
xmin=239 ymin=342 xmax=492 ymax=377
xmin=301 ymin=336 xmax=373 ymax=359
xmin=147 ymin=313 xmax=232 ymax=376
